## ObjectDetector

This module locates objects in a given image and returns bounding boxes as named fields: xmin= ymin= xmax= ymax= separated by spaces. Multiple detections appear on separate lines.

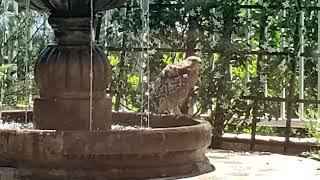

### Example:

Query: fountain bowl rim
xmin=0 ymin=117 xmax=211 ymax=133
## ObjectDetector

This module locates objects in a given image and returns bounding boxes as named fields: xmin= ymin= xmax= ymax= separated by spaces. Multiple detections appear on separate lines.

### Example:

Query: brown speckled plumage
xmin=151 ymin=56 xmax=201 ymax=115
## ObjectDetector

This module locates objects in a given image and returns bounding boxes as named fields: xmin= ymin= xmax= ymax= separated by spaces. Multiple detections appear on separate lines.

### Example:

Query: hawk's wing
xmin=152 ymin=63 xmax=190 ymax=103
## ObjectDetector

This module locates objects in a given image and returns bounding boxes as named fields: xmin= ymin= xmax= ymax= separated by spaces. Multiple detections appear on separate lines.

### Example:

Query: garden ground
xmin=176 ymin=149 xmax=320 ymax=180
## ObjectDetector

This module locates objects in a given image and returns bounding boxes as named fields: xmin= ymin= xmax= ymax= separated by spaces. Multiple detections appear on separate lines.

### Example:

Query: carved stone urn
xmin=17 ymin=0 xmax=127 ymax=130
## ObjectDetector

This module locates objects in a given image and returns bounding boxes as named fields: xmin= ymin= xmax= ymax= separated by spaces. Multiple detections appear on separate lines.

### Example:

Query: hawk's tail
xmin=140 ymin=93 xmax=159 ymax=114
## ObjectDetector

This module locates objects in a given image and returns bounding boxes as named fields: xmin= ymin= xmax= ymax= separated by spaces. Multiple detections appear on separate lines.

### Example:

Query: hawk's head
xmin=186 ymin=56 xmax=202 ymax=70
xmin=186 ymin=56 xmax=202 ymax=64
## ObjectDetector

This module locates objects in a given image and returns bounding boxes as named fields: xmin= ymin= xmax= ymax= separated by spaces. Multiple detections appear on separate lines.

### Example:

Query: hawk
xmin=151 ymin=56 xmax=202 ymax=115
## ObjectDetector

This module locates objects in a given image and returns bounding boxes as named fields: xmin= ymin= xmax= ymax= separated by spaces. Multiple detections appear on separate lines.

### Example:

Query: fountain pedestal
xmin=34 ymin=17 xmax=112 ymax=130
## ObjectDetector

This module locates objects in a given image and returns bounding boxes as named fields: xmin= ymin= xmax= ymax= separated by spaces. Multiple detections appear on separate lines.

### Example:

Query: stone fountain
xmin=0 ymin=0 xmax=214 ymax=179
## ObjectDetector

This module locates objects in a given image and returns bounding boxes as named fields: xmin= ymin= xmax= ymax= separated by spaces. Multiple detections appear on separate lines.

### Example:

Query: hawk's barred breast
xmin=151 ymin=56 xmax=202 ymax=115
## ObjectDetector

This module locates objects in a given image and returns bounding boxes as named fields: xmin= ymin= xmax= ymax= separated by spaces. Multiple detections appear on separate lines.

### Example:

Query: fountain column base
xmin=33 ymin=96 xmax=112 ymax=130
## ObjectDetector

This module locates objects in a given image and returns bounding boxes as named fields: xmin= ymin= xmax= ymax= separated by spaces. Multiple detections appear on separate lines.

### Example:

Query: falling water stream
xmin=86 ymin=0 xmax=152 ymax=130
xmin=0 ymin=0 xmax=8 ymax=122
xmin=24 ymin=0 xmax=31 ymax=124
xmin=89 ymin=0 xmax=94 ymax=131
xmin=139 ymin=0 xmax=151 ymax=128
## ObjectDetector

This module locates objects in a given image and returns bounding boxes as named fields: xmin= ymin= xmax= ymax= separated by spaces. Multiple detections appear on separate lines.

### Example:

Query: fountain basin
xmin=0 ymin=112 xmax=214 ymax=179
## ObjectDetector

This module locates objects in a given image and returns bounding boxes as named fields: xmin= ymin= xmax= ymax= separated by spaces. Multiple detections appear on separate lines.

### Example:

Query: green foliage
xmin=127 ymin=74 xmax=140 ymax=90
xmin=301 ymin=110 xmax=320 ymax=141
xmin=0 ymin=64 xmax=12 ymax=79
xmin=224 ymin=123 xmax=281 ymax=136
xmin=0 ymin=0 xmax=50 ymax=107
xmin=301 ymin=149 xmax=320 ymax=161
xmin=109 ymin=55 xmax=119 ymax=66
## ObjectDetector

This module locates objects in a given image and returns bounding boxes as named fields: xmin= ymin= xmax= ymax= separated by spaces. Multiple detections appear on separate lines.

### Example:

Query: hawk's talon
xmin=173 ymin=114 xmax=185 ymax=120
xmin=172 ymin=113 xmax=189 ymax=120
